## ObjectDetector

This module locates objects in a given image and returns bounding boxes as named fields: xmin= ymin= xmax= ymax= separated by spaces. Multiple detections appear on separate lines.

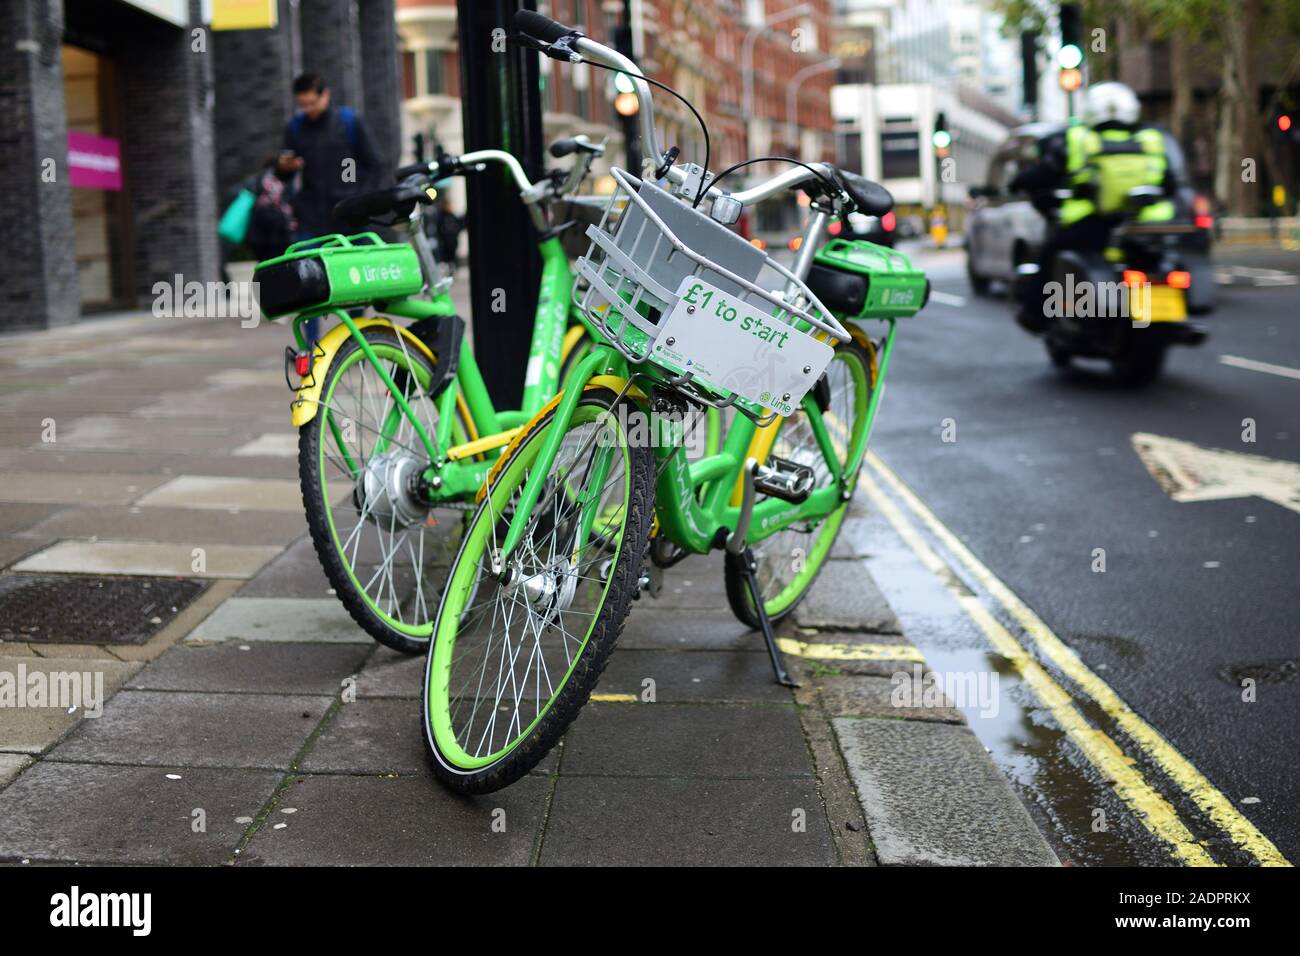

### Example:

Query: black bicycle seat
xmin=834 ymin=168 xmax=894 ymax=217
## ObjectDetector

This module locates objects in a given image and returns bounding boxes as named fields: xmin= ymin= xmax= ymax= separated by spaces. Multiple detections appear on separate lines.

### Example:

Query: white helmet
xmin=1083 ymin=82 xmax=1141 ymax=126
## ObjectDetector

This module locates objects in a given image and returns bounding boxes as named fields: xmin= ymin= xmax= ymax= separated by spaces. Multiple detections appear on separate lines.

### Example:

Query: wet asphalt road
xmin=866 ymin=243 xmax=1300 ymax=863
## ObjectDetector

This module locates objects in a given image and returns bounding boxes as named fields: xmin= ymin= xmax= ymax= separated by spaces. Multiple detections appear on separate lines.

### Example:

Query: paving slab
xmin=187 ymin=597 xmax=367 ymax=643
xmin=0 ymin=503 xmax=60 ymax=534
xmin=598 ymin=648 xmax=790 ymax=703
xmin=560 ymin=701 xmax=810 ymax=778
xmin=355 ymin=646 xmax=425 ymax=698
xmin=134 ymin=475 xmax=303 ymax=512
xmin=12 ymin=539 xmax=281 ymax=579
xmin=0 ymin=753 xmax=33 ymax=789
xmin=541 ymin=775 xmax=835 ymax=866
xmin=128 ymin=642 xmax=369 ymax=696
xmin=232 ymin=434 xmax=298 ymax=457
xmin=0 ymin=536 xmax=55 ymax=570
xmin=815 ymin=674 xmax=964 ymax=723
xmin=656 ymin=573 xmax=728 ymax=608
xmin=830 ymin=515 xmax=876 ymax=559
xmin=50 ymin=417 xmax=247 ymax=453
xmin=616 ymin=608 xmax=761 ymax=651
xmin=0 ymin=472 xmax=166 ymax=506
xmin=0 ymin=448 xmax=297 ymax=480
xmin=0 ymin=655 xmax=141 ymax=753
xmin=300 ymin=698 xmax=427 ymax=774
xmin=833 ymin=717 xmax=1058 ymax=866
xmin=0 ymin=761 xmax=282 ymax=864
xmin=27 ymin=505 xmax=307 ymax=547
xmin=51 ymin=690 xmax=330 ymax=770
xmin=238 ymin=772 xmax=550 ymax=866
xmin=794 ymin=559 xmax=903 ymax=634
xmin=235 ymin=537 xmax=335 ymax=598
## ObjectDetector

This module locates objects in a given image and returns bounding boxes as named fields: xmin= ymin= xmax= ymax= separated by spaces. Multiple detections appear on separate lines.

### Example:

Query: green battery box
xmin=253 ymin=232 xmax=424 ymax=319
xmin=807 ymin=238 xmax=930 ymax=322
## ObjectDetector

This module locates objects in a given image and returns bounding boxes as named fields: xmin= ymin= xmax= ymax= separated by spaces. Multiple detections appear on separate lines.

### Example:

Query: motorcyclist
xmin=1009 ymin=81 xmax=1177 ymax=331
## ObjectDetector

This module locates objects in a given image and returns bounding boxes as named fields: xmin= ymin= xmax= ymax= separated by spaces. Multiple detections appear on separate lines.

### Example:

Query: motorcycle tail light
xmin=1166 ymin=271 xmax=1191 ymax=289
xmin=1122 ymin=270 xmax=1147 ymax=286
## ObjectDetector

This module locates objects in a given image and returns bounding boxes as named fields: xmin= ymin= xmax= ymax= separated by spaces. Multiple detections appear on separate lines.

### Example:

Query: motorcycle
xmin=1015 ymin=185 xmax=1207 ymax=385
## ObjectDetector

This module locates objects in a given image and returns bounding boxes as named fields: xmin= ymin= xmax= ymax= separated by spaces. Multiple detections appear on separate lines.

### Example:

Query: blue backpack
xmin=288 ymin=106 xmax=360 ymax=150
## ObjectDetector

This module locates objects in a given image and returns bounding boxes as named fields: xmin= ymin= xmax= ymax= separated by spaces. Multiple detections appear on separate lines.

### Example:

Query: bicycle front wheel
xmin=724 ymin=337 xmax=875 ymax=628
xmin=423 ymin=387 xmax=655 ymax=793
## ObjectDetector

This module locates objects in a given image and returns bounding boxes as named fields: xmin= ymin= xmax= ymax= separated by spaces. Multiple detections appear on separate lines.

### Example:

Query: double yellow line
xmin=828 ymin=416 xmax=1288 ymax=865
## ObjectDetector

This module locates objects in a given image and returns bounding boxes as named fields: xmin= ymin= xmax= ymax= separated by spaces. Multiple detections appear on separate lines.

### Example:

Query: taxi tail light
xmin=1166 ymin=271 xmax=1191 ymax=289
xmin=1122 ymin=270 xmax=1147 ymax=286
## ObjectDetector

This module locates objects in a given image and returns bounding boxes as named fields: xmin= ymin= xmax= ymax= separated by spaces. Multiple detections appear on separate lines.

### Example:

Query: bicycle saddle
xmin=833 ymin=169 xmax=894 ymax=218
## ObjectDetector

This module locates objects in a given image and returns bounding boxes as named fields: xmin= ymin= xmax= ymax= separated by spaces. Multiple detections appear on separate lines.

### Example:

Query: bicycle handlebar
xmin=512 ymin=12 xmax=872 ymax=217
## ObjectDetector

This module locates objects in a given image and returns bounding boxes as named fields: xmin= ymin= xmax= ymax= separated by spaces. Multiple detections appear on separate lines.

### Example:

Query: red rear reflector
xmin=1167 ymin=271 xmax=1191 ymax=289
xmin=295 ymin=353 xmax=311 ymax=377
xmin=882 ymin=211 xmax=896 ymax=231
xmin=1122 ymin=270 xmax=1147 ymax=286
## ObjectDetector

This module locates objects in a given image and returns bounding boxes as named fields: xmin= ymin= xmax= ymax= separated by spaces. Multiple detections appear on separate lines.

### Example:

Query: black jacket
xmin=283 ymin=105 xmax=383 ymax=238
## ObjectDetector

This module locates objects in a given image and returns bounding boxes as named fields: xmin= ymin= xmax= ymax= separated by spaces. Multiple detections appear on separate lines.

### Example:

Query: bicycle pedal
xmin=753 ymin=456 xmax=816 ymax=504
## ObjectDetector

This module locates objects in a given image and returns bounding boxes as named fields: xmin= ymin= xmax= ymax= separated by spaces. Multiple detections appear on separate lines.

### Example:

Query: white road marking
xmin=928 ymin=290 xmax=967 ymax=307
xmin=1132 ymin=432 xmax=1300 ymax=516
xmin=1214 ymin=265 xmax=1299 ymax=287
xmin=1218 ymin=354 xmax=1300 ymax=381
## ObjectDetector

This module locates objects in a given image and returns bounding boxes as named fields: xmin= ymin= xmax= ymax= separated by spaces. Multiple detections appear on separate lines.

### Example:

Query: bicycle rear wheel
xmin=724 ymin=338 xmax=874 ymax=628
xmin=299 ymin=327 xmax=470 ymax=655
xmin=423 ymin=387 xmax=654 ymax=793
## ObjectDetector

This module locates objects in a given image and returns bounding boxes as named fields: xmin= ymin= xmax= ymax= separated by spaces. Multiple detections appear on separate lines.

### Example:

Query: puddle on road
xmin=852 ymin=514 xmax=1173 ymax=866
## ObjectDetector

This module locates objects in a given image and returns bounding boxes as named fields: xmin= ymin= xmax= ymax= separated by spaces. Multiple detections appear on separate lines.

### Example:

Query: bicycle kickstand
xmin=727 ymin=459 xmax=799 ymax=689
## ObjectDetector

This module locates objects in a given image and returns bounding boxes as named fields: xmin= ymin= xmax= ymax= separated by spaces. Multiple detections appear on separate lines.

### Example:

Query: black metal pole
xmin=456 ymin=0 xmax=544 ymax=409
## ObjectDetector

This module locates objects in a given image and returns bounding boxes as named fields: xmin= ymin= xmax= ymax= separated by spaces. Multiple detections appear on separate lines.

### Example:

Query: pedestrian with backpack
xmin=277 ymin=72 xmax=384 ymax=342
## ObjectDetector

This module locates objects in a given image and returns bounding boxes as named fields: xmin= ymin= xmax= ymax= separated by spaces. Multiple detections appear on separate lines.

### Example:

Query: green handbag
xmin=218 ymin=188 xmax=256 ymax=245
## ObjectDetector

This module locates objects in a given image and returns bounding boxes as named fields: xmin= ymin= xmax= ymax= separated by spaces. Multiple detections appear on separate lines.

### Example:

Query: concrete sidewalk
xmin=0 ymin=310 xmax=1055 ymax=866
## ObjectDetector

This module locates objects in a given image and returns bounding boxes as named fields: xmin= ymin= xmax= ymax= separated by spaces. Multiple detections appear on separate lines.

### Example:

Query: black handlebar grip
xmin=394 ymin=161 xmax=433 ymax=180
xmin=549 ymin=138 xmax=579 ymax=159
xmin=514 ymin=10 xmax=579 ymax=44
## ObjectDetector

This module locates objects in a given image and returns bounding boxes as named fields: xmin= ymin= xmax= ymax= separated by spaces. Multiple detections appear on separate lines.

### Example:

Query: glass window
xmin=425 ymin=50 xmax=445 ymax=95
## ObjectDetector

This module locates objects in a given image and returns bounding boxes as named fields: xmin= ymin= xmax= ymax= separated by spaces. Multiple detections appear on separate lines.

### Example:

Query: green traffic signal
xmin=1057 ymin=43 xmax=1083 ymax=69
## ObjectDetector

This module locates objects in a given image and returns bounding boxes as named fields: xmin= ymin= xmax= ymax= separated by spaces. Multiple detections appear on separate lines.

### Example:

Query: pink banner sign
xmin=67 ymin=132 xmax=123 ymax=191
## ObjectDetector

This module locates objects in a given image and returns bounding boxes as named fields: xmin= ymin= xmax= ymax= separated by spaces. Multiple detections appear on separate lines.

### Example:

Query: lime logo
xmin=349 ymin=267 xmax=362 ymax=284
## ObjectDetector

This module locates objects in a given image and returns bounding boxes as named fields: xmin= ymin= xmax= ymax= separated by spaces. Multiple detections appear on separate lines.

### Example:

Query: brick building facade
xmin=1 ymin=0 xmax=403 ymax=332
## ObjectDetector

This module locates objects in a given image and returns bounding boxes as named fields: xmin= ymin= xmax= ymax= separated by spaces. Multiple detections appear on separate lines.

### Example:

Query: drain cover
xmin=0 ymin=574 xmax=208 ymax=645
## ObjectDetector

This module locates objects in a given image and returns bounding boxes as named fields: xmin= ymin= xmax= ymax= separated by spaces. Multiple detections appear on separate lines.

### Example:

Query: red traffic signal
xmin=1279 ymin=115 xmax=1293 ymax=132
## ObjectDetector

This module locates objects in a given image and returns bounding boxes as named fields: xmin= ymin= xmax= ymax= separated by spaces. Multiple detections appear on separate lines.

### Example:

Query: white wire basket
xmin=573 ymin=168 xmax=850 ymax=424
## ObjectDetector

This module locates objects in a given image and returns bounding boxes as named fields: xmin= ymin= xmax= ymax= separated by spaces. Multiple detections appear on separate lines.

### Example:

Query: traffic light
xmin=1058 ymin=3 xmax=1083 ymax=91
xmin=932 ymin=112 xmax=951 ymax=156
xmin=1279 ymin=114 xmax=1293 ymax=133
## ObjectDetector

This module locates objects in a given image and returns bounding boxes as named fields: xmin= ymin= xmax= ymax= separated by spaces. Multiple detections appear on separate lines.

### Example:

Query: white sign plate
xmin=654 ymin=276 xmax=834 ymax=417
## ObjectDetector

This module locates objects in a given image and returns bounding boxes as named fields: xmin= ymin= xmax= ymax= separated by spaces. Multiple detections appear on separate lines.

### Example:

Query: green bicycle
xmin=255 ymin=139 xmax=611 ymax=655
xmin=420 ymin=13 xmax=929 ymax=793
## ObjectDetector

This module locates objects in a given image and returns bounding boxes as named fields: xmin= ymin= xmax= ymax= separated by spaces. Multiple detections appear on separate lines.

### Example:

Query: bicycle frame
xmin=492 ymin=320 xmax=897 ymax=565
xmin=289 ymin=232 xmax=589 ymax=503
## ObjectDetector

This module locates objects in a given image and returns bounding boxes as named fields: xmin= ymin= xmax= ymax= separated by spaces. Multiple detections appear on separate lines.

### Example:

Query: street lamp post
xmin=741 ymin=2 xmax=814 ymax=158
xmin=786 ymin=57 xmax=840 ymax=157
